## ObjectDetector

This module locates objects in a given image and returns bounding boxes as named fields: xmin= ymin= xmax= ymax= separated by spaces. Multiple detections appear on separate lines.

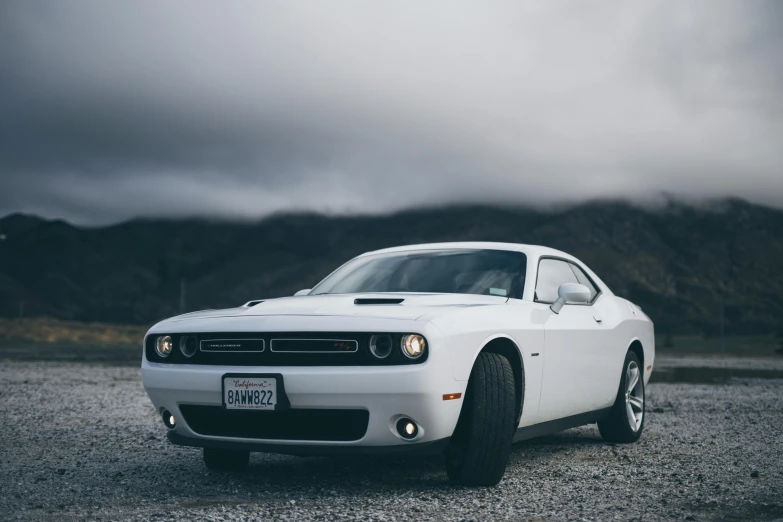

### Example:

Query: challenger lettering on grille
xmin=200 ymin=339 xmax=265 ymax=352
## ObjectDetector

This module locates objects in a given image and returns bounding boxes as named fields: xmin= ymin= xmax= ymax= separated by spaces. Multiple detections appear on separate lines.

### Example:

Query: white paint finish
xmin=142 ymin=241 xmax=654 ymax=451
xmin=535 ymin=294 xmax=630 ymax=422
xmin=157 ymin=293 xmax=508 ymax=324
xmin=427 ymin=299 xmax=546 ymax=428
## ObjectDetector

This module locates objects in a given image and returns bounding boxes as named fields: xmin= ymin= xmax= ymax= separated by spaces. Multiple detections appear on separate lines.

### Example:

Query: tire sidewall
xmin=617 ymin=351 xmax=645 ymax=439
xmin=445 ymin=351 xmax=517 ymax=486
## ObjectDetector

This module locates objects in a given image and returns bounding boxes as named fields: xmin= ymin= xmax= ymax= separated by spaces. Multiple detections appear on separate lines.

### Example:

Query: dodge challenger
xmin=142 ymin=242 xmax=654 ymax=486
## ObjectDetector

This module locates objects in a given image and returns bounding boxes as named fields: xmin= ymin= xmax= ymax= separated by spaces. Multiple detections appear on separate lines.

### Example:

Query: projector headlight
xmin=179 ymin=335 xmax=198 ymax=358
xmin=401 ymin=334 xmax=426 ymax=359
xmin=369 ymin=334 xmax=393 ymax=359
xmin=155 ymin=335 xmax=173 ymax=357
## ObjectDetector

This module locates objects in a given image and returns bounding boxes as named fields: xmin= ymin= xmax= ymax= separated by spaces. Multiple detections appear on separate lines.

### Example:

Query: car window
xmin=568 ymin=262 xmax=599 ymax=301
xmin=535 ymin=258 xmax=578 ymax=302
xmin=311 ymin=249 xmax=527 ymax=299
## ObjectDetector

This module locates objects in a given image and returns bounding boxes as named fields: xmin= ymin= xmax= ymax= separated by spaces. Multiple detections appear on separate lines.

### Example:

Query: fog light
xmin=401 ymin=334 xmax=426 ymax=359
xmin=155 ymin=335 xmax=173 ymax=357
xmin=396 ymin=417 xmax=418 ymax=440
xmin=162 ymin=409 xmax=176 ymax=429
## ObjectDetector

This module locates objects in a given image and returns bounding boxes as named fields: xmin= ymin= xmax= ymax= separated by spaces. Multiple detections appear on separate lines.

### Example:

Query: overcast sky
xmin=1 ymin=1 xmax=781 ymax=224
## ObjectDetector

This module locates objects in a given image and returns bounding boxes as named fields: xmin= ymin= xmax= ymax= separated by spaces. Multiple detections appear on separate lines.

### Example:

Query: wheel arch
xmin=627 ymin=338 xmax=644 ymax=369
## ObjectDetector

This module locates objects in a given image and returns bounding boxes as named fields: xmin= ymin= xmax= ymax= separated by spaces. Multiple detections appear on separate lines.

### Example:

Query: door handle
xmin=593 ymin=315 xmax=603 ymax=323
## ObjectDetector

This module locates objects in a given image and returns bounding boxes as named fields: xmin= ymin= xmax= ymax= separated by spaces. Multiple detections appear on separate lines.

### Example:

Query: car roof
xmin=360 ymin=241 xmax=576 ymax=261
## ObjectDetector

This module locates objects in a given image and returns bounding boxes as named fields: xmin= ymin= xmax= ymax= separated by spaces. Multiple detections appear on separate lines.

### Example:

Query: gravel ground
xmin=1 ymin=361 xmax=782 ymax=522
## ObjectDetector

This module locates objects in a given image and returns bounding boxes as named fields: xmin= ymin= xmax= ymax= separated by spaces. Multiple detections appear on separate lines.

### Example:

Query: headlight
xmin=155 ymin=335 xmax=173 ymax=357
xmin=369 ymin=334 xmax=393 ymax=359
xmin=401 ymin=334 xmax=426 ymax=359
xmin=179 ymin=335 xmax=198 ymax=358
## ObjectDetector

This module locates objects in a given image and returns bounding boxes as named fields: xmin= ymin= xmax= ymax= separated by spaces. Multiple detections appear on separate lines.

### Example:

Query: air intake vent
xmin=243 ymin=300 xmax=264 ymax=307
xmin=354 ymin=298 xmax=404 ymax=305
xmin=179 ymin=405 xmax=369 ymax=441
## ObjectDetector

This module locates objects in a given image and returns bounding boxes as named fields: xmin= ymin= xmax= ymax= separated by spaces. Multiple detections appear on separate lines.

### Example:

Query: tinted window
xmin=568 ymin=262 xmax=598 ymax=301
xmin=535 ymin=258 xmax=578 ymax=302
xmin=312 ymin=249 xmax=527 ymax=299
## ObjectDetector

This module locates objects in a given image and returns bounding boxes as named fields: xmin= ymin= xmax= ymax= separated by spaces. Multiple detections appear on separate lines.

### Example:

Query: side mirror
xmin=294 ymin=289 xmax=311 ymax=296
xmin=550 ymin=283 xmax=591 ymax=314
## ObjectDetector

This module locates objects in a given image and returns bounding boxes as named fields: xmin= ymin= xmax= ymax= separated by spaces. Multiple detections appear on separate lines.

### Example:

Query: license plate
xmin=223 ymin=376 xmax=277 ymax=410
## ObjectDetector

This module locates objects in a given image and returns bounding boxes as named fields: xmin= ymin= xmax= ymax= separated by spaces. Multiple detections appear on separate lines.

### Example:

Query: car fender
xmin=428 ymin=303 xmax=546 ymax=428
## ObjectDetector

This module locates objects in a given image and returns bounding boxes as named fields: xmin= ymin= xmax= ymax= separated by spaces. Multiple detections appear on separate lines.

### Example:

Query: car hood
xmin=161 ymin=293 xmax=508 ymax=324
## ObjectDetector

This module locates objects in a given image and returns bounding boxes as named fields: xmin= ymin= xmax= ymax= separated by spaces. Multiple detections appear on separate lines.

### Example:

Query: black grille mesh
xmin=179 ymin=405 xmax=369 ymax=441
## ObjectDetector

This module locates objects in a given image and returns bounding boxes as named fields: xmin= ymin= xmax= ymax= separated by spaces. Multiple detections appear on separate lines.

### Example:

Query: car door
xmin=566 ymin=261 xmax=624 ymax=409
xmin=534 ymin=257 xmax=609 ymax=423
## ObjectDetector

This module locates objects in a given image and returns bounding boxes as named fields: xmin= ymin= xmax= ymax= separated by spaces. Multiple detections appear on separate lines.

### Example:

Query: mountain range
xmin=1 ymin=199 xmax=781 ymax=336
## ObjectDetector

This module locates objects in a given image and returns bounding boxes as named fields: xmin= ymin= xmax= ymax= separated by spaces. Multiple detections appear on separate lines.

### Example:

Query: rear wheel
xmin=445 ymin=351 xmax=517 ymax=486
xmin=598 ymin=351 xmax=645 ymax=443
xmin=203 ymin=448 xmax=250 ymax=471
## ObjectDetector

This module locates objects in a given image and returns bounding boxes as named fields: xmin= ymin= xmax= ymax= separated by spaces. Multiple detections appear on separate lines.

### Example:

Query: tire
xmin=203 ymin=448 xmax=250 ymax=471
xmin=598 ymin=351 xmax=645 ymax=443
xmin=445 ymin=351 xmax=517 ymax=486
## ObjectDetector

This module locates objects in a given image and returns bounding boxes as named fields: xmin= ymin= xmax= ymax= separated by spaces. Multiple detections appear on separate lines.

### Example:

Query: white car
xmin=142 ymin=242 xmax=654 ymax=486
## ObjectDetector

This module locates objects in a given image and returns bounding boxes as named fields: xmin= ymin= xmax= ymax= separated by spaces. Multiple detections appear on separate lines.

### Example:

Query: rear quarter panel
xmin=595 ymin=295 xmax=655 ymax=398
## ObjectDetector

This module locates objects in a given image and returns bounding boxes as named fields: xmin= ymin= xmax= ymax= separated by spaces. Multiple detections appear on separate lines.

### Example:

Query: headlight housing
xmin=369 ymin=334 xmax=393 ymax=359
xmin=401 ymin=334 xmax=426 ymax=359
xmin=147 ymin=332 xmax=427 ymax=365
xmin=179 ymin=335 xmax=198 ymax=357
xmin=155 ymin=335 xmax=173 ymax=357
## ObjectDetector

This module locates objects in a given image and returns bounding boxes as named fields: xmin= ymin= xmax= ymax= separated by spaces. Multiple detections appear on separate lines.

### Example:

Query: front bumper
xmin=142 ymin=357 xmax=466 ymax=451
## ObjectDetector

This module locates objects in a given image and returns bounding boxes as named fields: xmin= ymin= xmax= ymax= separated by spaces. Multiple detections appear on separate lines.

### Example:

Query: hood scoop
xmin=243 ymin=300 xmax=265 ymax=308
xmin=354 ymin=298 xmax=405 ymax=305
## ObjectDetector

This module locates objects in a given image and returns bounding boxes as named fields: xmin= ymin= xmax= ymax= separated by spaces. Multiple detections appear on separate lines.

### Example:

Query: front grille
xmin=179 ymin=405 xmax=369 ymax=441
xmin=201 ymin=338 xmax=265 ymax=352
xmin=270 ymin=338 xmax=358 ymax=353
xmin=145 ymin=332 xmax=428 ymax=366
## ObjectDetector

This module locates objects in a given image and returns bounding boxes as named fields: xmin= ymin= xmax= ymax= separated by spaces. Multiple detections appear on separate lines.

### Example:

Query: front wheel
xmin=598 ymin=351 xmax=645 ymax=443
xmin=445 ymin=351 xmax=517 ymax=486
xmin=203 ymin=448 xmax=250 ymax=471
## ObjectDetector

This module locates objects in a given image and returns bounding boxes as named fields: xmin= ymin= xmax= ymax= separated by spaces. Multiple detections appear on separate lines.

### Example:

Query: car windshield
xmin=311 ymin=249 xmax=527 ymax=298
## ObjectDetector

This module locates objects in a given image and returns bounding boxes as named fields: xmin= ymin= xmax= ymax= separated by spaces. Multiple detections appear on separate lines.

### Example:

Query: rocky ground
xmin=1 ymin=359 xmax=781 ymax=521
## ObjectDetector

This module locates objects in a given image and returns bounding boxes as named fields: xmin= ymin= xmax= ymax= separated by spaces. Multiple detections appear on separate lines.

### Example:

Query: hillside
xmin=1 ymin=199 xmax=782 ymax=336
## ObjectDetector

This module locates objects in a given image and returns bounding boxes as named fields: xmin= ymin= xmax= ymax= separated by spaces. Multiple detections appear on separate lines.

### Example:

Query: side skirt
xmin=513 ymin=408 xmax=612 ymax=443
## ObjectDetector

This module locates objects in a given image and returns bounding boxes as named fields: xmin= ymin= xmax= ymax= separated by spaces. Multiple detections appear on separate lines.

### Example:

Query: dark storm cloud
xmin=1 ymin=1 xmax=782 ymax=224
